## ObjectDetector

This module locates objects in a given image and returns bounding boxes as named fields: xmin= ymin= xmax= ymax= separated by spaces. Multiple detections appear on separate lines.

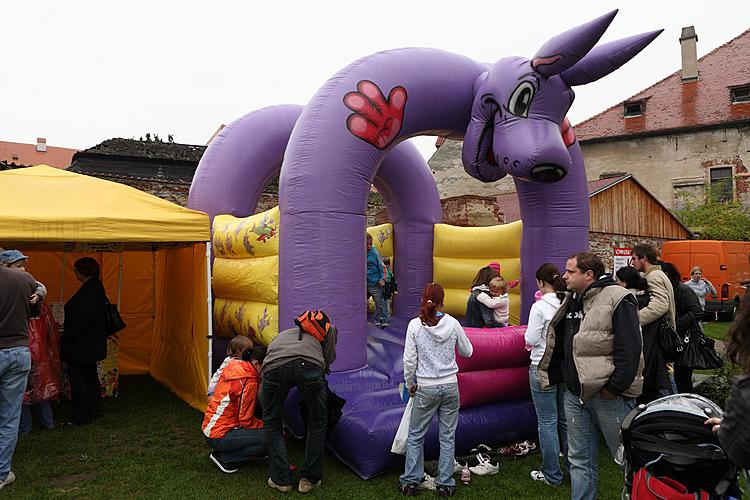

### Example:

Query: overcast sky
xmin=2 ymin=1 xmax=747 ymax=160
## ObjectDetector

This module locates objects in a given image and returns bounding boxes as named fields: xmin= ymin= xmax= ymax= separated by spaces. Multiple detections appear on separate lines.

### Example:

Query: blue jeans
xmin=206 ymin=427 xmax=267 ymax=466
xmin=529 ymin=365 xmax=567 ymax=485
xmin=0 ymin=347 xmax=31 ymax=481
xmin=367 ymin=283 xmax=389 ymax=326
xmin=563 ymin=389 xmax=634 ymax=500
xmin=400 ymin=383 xmax=459 ymax=488
xmin=19 ymin=401 xmax=55 ymax=435
xmin=260 ymin=359 xmax=327 ymax=486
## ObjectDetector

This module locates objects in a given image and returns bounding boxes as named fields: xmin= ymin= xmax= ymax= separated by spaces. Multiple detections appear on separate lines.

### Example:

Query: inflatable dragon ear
xmin=560 ymin=30 xmax=663 ymax=86
xmin=531 ymin=9 xmax=618 ymax=76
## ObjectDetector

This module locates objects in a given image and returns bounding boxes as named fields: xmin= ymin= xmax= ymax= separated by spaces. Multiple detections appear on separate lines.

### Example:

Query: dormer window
xmin=731 ymin=85 xmax=750 ymax=104
xmin=624 ymin=101 xmax=643 ymax=117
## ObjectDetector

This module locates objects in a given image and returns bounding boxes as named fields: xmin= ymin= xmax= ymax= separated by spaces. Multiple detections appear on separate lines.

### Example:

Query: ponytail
xmin=535 ymin=263 xmax=567 ymax=302
xmin=419 ymin=283 xmax=445 ymax=327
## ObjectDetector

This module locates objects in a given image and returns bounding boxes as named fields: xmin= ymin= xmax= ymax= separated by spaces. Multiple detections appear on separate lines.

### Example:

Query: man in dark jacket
xmin=537 ymin=252 xmax=643 ymax=500
xmin=260 ymin=310 xmax=337 ymax=495
xmin=0 ymin=263 xmax=37 ymax=489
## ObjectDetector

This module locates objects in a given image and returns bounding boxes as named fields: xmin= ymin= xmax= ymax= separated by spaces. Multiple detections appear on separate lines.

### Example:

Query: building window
xmin=709 ymin=166 xmax=733 ymax=202
xmin=624 ymin=101 xmax=643 ymax=117
xmin=731 ymin=85 xmax=750 ymax=104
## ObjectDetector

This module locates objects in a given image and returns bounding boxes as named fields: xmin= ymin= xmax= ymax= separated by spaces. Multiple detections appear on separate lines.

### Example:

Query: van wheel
xmin=719 ymin=301 xmax=738 ymax=322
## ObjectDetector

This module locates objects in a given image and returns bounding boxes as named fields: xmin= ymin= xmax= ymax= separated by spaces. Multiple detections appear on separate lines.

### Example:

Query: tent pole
xmin=205 ymin=242 xmax=213 ymax=382
xmin=60 ymin=252 xmax=67 ymax=301
xmin=117 ymin=250 xmax=123 ymax=307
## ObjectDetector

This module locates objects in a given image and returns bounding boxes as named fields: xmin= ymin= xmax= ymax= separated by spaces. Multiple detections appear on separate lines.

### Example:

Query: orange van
xmin=661 ymin=240 xmax=750 ymax=320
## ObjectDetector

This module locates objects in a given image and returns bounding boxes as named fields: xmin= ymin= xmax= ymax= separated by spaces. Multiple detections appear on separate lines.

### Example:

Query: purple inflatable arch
xmin=188 ymin=10 xmax=661 ymax=478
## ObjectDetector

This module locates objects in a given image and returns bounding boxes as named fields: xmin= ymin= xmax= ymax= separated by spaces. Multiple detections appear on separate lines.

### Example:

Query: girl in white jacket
xmin=524 ymin=263 xmax=568 ymax=487
xmin=399 ymin=283 xmax=473 ymax=497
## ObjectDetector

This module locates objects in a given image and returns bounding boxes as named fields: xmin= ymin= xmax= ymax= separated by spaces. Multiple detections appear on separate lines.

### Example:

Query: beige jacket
xmin=538 ymin=285 xmax=644 ymax=402
xmin=639 ymin=265 xmax=676 ymax=328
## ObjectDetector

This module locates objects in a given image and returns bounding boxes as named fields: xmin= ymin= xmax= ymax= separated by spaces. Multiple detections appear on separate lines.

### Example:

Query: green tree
xmin=675 ymin=182 xmax=750 ymax=240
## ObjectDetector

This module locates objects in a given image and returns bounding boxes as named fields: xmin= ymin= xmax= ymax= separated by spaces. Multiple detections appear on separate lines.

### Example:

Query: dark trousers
xmin=260 ymin=359 xmax=327 ymax=486
xmin=67 ymin=363 xmax=102 ymax=423
xmin=206 ymin=427 xmax=267 ymax=466
xmin=674 ymin=365 xmax=694 ymax=393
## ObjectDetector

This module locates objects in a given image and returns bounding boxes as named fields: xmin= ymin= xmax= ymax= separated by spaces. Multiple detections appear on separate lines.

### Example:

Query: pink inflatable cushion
xmin=456 ymin=327 xmax=530 ymax=372
xmin=458 ymin=366 xmax=530 ymax=408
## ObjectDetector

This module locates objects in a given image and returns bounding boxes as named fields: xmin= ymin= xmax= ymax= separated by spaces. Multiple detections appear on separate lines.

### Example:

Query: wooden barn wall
xmin=589 ymin=180 xmax=691 ymax=239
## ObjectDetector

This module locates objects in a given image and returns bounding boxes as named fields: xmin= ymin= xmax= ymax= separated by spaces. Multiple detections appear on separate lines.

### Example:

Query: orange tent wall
xmin=20 ymin=244 xmax=209 ymax=411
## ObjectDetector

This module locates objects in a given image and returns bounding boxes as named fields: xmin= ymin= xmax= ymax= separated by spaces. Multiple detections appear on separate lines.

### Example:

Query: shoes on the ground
xmin=268 ymin=477 xmax=292 ymax=493
xmin=435 ymin=484 xmax=456 ymax=497
xmin=470 ymin=443 xmax=493 ymax=455
xmin=530 ymin=470 xmax=552 ymax=485
xmin=497 ymin=442 xmax=528 ymax=457
xmin=298 ymin=478 xmax=321 ymax=494
xmin=399 ymin=482 xmax=418 ymax=496
xmin=0 ymin=471 xmax=16 ymax=490
xmin=468 ymin=453 xmax=499 ymax=476
xmin=521 ymin=440 xmax=537 ymax=452
xmin=418 ymin=473 xmax=436 ymax=490
xmin=381 ymin=323 xmax=390 ymax=328
xmin=374 ymin=322 xmax=383 ymax=327
xmin=209 ymin=452 xmax=238 ymax=474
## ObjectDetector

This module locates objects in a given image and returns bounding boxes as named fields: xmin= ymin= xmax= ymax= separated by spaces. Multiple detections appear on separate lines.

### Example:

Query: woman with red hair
xmin=399 ymin=283 xmax=473 ymax=497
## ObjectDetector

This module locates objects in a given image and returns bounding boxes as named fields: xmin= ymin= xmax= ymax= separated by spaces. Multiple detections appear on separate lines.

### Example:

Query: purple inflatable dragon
xmin=189 ymin=10 xmax=661 ymax=477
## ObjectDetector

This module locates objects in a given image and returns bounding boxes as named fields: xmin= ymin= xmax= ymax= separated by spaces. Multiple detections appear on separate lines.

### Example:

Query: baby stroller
xmin=621 ymin=393 xmax=742 ymax=499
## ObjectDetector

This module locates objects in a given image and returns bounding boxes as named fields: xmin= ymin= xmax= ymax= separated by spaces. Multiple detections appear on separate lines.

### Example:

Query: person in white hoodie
xmin=524 ymin=263 xmax=568 ymax=487
xmin=399 ymin=283 xmax=473 ymax=497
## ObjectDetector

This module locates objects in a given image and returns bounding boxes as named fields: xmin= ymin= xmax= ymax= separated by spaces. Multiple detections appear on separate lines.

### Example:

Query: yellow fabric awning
xmin=0 ymin=165 xmax=209 ymax=242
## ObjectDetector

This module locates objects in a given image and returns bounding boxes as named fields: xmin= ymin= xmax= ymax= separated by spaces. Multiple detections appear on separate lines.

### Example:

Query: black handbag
xmin=676 ymin=323 xmax=724 ymax=370
xmin=656 ymin=316 xmax=686 ymax=362
xmin=104 ymin=298 xmax=126 ymax=336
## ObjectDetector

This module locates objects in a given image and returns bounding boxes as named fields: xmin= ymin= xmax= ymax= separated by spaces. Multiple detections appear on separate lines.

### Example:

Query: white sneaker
xmin=418 ymin=473 xmax=436 ymax=490
xmin=530 ymin=470 xmax=552 ymax=485
xmin=468 ymin=454 xmax=499 ymax=476
xmin=0 ymin=471 xmax=16 ymax=490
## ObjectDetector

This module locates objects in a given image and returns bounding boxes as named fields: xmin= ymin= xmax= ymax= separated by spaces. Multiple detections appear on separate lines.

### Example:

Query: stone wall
xmin=440 ymin=195 xmax=504 ymax=226
xmin=92 ymin=175 xmax=191 ymax=206
xmin=580 ymin=125 xmax=750 ymax=211
xmin=589 ymin=232 xmax=672 ymax=272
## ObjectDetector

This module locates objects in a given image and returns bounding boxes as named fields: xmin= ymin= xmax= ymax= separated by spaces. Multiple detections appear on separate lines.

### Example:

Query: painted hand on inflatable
xmin=344 ymin=80 xmax=407 ymax=150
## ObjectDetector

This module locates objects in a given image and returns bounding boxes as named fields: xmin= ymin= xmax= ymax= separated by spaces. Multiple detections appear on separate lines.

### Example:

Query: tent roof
xmin=0 ymin=165 xmax=210 ymax=242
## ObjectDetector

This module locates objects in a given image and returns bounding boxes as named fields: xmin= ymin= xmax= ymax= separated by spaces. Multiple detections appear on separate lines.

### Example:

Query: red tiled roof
xmin=496 ymin=175 xmax=628 ymax=222
xmin=0 ymin=141 xmax=79 ymax=169
xmin=575 ymin=28 xmax=750 ymax=142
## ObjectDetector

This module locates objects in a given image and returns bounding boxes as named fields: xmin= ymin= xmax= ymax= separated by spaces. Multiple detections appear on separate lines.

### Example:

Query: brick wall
xmin=439 ymin=195 xmax=504 ymax=226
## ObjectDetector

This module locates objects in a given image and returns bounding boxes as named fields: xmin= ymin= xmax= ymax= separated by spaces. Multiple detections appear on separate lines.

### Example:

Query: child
xmin=477 ymin=277 xmax=509 ymax=327
xmin=202 ymin=335 xmax=266 ymax=473
xmin=382 ymin=256 xmax=398 ymax=315
xmin=208 ymin=329 xmax=256 ymax=398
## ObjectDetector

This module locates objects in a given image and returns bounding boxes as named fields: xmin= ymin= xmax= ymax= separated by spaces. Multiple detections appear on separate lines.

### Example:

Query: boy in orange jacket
xmin=202 ymin=336 xmax=267 ymax=473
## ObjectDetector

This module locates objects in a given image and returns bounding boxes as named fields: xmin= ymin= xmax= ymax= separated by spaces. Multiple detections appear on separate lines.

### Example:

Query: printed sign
xmin=613 ymin=247 xmax=632 ymax=274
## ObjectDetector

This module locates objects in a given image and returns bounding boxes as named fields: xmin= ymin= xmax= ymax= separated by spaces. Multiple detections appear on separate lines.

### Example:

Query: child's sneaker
xmin=469 ymin=454 xmax=499 ymax=476
xmin=418 ymin=473 xmax=436 ymax=490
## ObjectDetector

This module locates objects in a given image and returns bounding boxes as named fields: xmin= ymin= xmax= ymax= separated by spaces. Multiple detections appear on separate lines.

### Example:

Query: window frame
xmin=730 ymin=85 xmax=750 ymax=104
xmin=708 ymin=165 xmax=734 ymax=202
xmin=623 ymin=101 xmax=644 ymax=118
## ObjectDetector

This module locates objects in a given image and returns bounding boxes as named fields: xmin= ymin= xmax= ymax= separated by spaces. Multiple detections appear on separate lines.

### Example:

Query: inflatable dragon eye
xmin=508 ymin=81 xmax=535 ymax=118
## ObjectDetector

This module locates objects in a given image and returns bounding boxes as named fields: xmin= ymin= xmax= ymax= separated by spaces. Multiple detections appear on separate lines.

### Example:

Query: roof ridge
xmin=574 ymin=27 xmax=750 ymax=130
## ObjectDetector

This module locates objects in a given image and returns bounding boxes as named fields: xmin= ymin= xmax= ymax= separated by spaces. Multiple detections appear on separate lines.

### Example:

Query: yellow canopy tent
xmin=0 ymin=165 xmax=211 ymax=410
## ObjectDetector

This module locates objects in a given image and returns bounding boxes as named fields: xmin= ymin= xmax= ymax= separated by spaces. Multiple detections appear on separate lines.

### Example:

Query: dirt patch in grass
xmin=51 ymin=471 xmax=95 ymax=488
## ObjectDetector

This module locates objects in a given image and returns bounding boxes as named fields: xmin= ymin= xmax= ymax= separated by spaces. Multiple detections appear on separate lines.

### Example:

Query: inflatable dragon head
xmin=463 ymin=10 xmax=662 ymax=183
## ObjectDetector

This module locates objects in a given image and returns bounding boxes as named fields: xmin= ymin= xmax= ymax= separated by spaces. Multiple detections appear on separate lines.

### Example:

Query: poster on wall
xmin=613 ymin=247 xmax=632 ymax=274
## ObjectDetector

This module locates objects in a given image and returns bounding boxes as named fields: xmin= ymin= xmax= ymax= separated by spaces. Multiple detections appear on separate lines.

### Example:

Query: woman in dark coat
xmin=616 ymin=266 xmax=670 ymax=403
xmin=62 ymin=257 xmax=108 ymax=425
xmin=661 ymin=262 xmax=704 ymax=393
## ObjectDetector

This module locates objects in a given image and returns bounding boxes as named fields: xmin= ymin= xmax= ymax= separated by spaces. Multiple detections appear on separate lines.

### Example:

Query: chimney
xmin=36 ymin=137 xmax=47 ymax=153
xmin=680 ymin=26 xmax=698 ymax=81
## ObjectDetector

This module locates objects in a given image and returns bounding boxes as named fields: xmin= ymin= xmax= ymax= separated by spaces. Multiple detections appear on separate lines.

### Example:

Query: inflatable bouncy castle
xmin=188 ymin=10 xmax=661 ymax=478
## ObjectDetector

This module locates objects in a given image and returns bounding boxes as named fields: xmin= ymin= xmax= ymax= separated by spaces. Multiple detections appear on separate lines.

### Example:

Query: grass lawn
xmin=7 ymin=376 xmax=627 ymax=499
xmin=702 ymin=321 xmax=732 ymax=342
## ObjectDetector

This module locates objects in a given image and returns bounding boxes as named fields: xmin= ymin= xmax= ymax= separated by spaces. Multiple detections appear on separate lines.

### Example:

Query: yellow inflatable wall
xmin=433 ymin=222 xmax=523 ymax=325
xmin=211 ymin=206 xmax=523 ymax=344
xmin=212 ymin=206 xmax=280 ymax=345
